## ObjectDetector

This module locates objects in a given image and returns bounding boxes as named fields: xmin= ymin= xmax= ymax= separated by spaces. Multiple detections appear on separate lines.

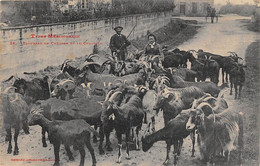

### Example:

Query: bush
xmin=219 ymin=3 xmax=257 ymax=16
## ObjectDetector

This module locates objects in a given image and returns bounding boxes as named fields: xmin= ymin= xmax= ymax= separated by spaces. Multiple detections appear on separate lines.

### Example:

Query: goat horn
xmin=2 ymin=75 xmax=15 ymax=82
xmin=161 ymin=76 xmax=170 ymax=80
xmin=57 ymin=80 xmax=75 ymax=90
xmin=108 ymin=91 xmax=122 ymax=103
xmin=115 ymin=79 xmax=123 ymax=83
xmin=204 ymin=55 xmax=207 ymax=59
xmin=88 ymin=54 xmax=100 ymax=60
xmin=62 ymin=59 xmax=71 ymax=64
xmin=105 ymin=90 xmax=115 ymax=102
xmin=10 ymin=93 xmax=19 ymax=103
xmin=209 ymin=56 xmax=212 ymax=60
xmin=228 ymin=51 xmax=238 ymax=57
xmin=101 ymin=60 xmax=112 ymax=66
xmin=191 ymin=99 xmax=198 ymax=109
xmin=77 ymin=62 xmax=100 ymax=71
xmin=197 ymin=102 xmax=213 ymax=111
xmin=3 ymin=86 xmax=16 ymax=94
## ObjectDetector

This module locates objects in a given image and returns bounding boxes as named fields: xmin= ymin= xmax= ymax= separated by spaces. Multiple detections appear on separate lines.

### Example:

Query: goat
xmin=51 ymin=79 xmax=76 ymax=100
xmin=167 ymin=74 xmax=228 ymax=97
xmin=28 ymin=109 xmax=98 ymax=166
xmin=153 ymin=86 xmax=205 ymax=125
xmin=6 ymin=75 xmax=51 ymax=104
xmin=1 ymin=87 xmax=30 ymax=155
xmin=35 ymin=96 xmax=111 ymax=155
xmin=167 ymin=67 xmax=197 ymax=82
xmin=101 ymin=94 xmax=144 ymax=163
xmin=186 ymin=105 xmax=244 ymax=165
xmin=142 ymin=109 xmax=193 ymax=165
xmin=229 ymin=64 xmax=246 ymax=99
xmin=172 ymin=48 xmax=196 ymax=67
xmin=191 ymin=57 xmax=220 ymax=84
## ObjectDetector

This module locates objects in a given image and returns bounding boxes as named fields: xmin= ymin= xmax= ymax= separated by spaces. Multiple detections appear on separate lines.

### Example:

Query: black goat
xmin=167 ymin=74 xmax=228 ymax=97
xmin=142 ymin=109 xmax=193 ymax=165
xmin=101 ymin=94 xmax=144 ymax=163
xmin=229 ymin=64 xmax=246 ymax=99
xmin=172 ymin=48 xmax=196 ymax=67
xmin=28 ymin=109 xmax=98 ymax=166
xmin=5 ymin=76 xmax=51 ymax=104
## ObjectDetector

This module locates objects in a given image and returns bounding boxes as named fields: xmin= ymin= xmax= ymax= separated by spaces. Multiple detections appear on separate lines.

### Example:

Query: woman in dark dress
xmin=143 ymin=34 xmax=164 ymax=63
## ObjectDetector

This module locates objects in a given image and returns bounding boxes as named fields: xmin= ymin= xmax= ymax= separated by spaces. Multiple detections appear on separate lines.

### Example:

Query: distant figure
xmin=144 ymin=33 xmax=164 ymax=62
xmin=211 ymin=8 xmax=216 ymax=23
xmin=109 ymin=26 xmax=131 ymax=61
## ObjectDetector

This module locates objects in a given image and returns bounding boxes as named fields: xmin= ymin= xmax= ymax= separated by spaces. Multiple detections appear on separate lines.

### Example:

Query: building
xmin=52 ymin=0 xmax=112 ymax=13
xmin=173 ymin=0 xmax=214 ymax=16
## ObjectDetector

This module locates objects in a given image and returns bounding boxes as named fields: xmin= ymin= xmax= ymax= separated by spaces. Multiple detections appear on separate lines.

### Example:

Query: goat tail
xmin=238 ymin=112 xmax=244 ymax=165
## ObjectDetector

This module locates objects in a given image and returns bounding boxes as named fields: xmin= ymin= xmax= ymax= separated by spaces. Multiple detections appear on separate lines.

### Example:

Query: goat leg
xmin=42 ymin=128 xmax=47 ymax=147
xmin=163 ymin=140 xmax=171 ymax=165
xmin=230 ymin=81 xmax=233 ymax=95
xmin=116 ymin=132 xmax=122 ymax=164
xmin=98 ymin=125 xmax=105 ymax=155
xmin=53 ymin=143 xmax=60 ymax=166
xmin=22 ymin=120 xmax=30 ymax=134
xmin=93 ymin=125 xmax=98 ymax=143
xmin=13 ymin=127 xmax=19 ymax=155
xmin=151 ymin=116 xmax=155 ymax=133
xmin=65 ymin=145 xmax=74 ymax=161
xmin=85 ymin=138 xmax=96 ymax=166
xmin=238 ymin=85 xmax=243 ymax=99
xmin=6 ymin=128 xmax=12 ymax=154
xmin=105 ymin=129 xmax=113 ymax=151
xmin=125 ymin=130 xmax=131 ymax=160
xmin=234 ymin=84 xmax=238 ymax=99
xmin=178 ymin=139 xmax=184 ymax=156
xmin=191 ymin=130 xmax=196 ymax=157
xmin=78 ymin=146 xmax=85 ymax=166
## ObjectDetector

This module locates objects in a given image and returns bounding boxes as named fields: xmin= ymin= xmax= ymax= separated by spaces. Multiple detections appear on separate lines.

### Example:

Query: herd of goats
xmin=1 ymin=47 xmax=246 ymax=166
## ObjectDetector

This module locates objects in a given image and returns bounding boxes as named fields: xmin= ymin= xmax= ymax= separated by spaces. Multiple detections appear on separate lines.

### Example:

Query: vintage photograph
xmin=0 ymin=0 xmax=259 ymax=165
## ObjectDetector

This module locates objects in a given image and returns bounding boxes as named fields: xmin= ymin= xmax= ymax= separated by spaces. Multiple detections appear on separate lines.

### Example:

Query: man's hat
xmin=114 ymin=26 xmax=123 ymax=31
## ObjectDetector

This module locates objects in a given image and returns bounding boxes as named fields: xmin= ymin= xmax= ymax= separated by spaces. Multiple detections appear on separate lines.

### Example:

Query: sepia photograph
xmin=0 ymin=0 xmax=259 ymax=165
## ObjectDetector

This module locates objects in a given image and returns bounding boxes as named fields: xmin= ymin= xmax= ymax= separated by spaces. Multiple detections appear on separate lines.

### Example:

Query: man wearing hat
xmin=109 ymin=26 xmax=131 ymax=61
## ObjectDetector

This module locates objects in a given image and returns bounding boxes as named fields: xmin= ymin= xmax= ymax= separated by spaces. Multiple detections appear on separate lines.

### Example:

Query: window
xmin=192 ymin=2 xmax=197 ymax=13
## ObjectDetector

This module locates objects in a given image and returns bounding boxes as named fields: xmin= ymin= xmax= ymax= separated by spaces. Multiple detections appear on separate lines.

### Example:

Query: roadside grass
xmin=241 ymin=40 xmax=260 ymax=164
xmin=131 ymin=19 xmax=201 ymax=50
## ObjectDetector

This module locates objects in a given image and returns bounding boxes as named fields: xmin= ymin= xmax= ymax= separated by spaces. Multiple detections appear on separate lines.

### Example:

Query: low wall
xmin=0 ymin=11 xmax=172 ymax=78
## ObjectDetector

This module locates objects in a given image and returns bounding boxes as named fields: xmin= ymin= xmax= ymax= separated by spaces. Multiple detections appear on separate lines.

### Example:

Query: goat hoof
xmin=7 ymin=148 xmax=12 ymax=154
xmin=126 ymin=157 xmax=131 ymax=160
xmin=99 ymin=150 xmax=105 ymax=155
xmin=106 ymin=146 xmax=113 ymax=151
xmin=163 ymin=160 xmax=169 ymax=165
xmin=69 ymin=156 xmax=74 ymax=161
xmin=53 ymin=162 xmax=60 ymax=166
xmin=43 ymin=143 xmax=47 ymax=147
xmin=93 ymin=139 xmax=98 ymax=143
xmin=13 ymin=150 xmax=19 ymax=155
xmin=116 ymin=161 xmax=121 ymax=164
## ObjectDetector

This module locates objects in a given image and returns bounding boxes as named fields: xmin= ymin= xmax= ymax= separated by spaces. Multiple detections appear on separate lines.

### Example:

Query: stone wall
xmin=0 ymin=11 xmax=172 ymax=78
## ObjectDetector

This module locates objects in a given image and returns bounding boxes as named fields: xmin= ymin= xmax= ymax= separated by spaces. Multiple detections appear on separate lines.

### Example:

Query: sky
xmin=215 ymin=0 xmax=256 ymax=5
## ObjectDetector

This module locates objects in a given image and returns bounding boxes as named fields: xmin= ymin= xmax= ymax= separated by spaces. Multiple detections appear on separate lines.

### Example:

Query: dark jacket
xmin=144 ymin=43 xmax=164 ymax=61
xmin=109 ymin=34 xmax=131 ymax=60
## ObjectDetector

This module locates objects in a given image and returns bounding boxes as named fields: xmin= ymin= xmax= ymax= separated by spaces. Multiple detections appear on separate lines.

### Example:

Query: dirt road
xmin=0 ymin=14 xmax=259 ymax=166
